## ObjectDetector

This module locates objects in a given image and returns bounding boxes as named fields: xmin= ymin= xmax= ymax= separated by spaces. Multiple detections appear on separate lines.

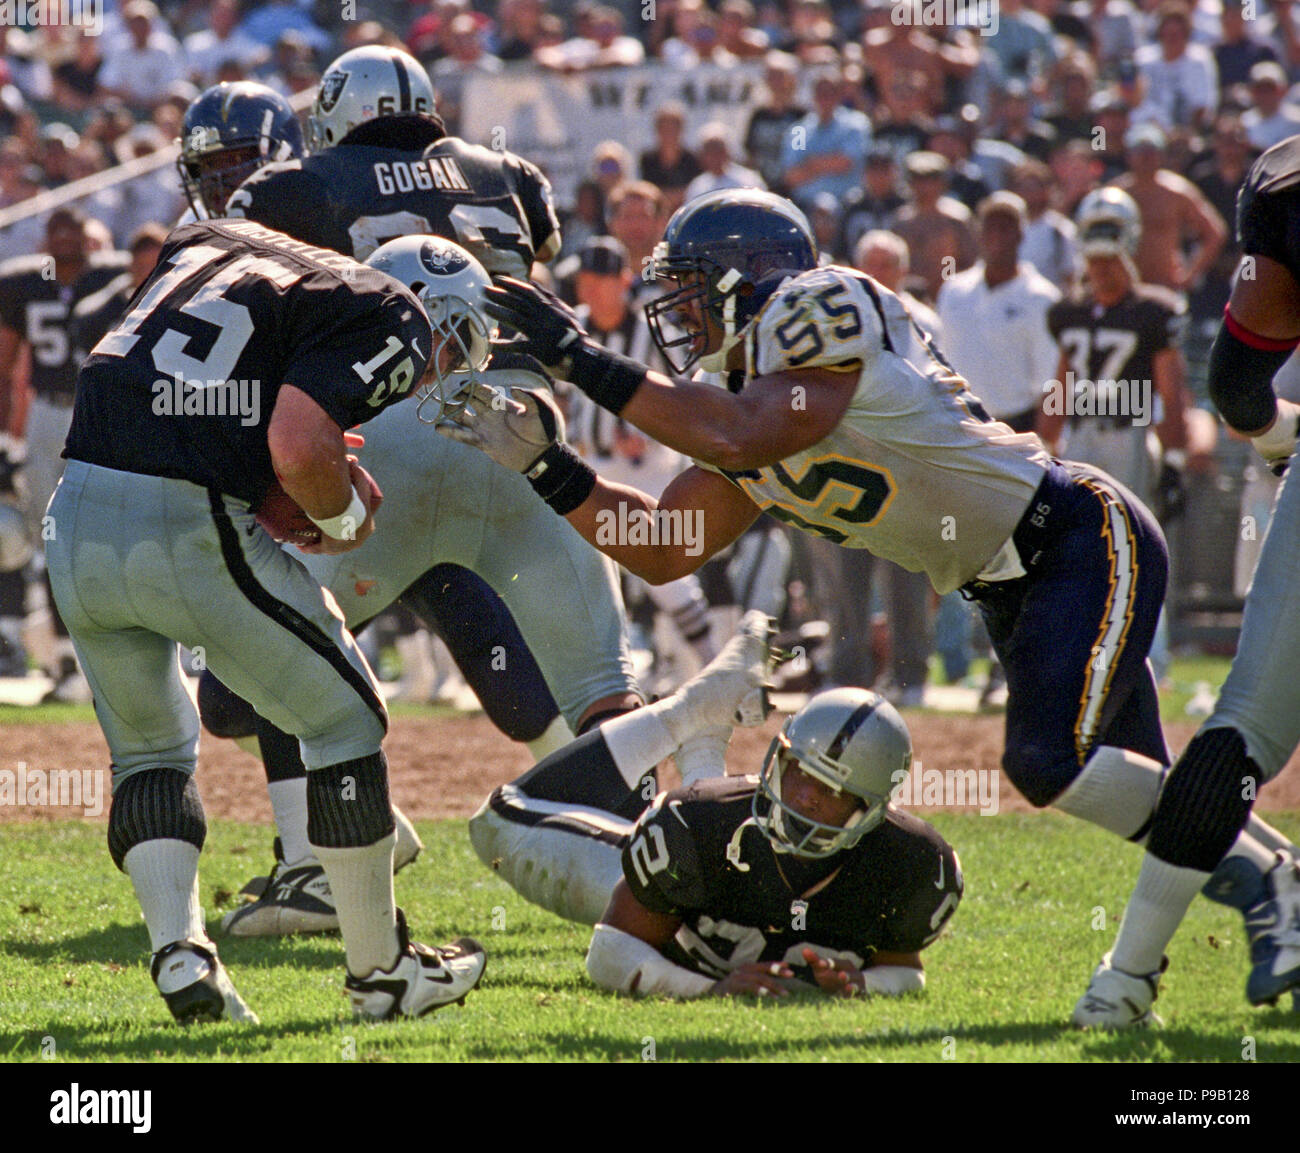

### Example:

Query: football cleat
xmin=345 ymin=910 xmax=486 ymax=1020
xmin=151 ymin=938 xmax=259 ymax=1024
xmin=1071 ymin=952 xmax=1167 ymax=1029
xmin=670 ymin=609 xmax=777 ymax=734
xmin=1206 ymin=851 xmax=1300 ymax=1006
xmin=222 ymin=855 xmax=337 ymax=937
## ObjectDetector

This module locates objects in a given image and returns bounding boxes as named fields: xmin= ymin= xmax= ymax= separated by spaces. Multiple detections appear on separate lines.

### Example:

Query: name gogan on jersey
xmin=696 ymin=265 xmax=1052 ymax=595
xmin=65 ymin=219 xmax=433 ymax=508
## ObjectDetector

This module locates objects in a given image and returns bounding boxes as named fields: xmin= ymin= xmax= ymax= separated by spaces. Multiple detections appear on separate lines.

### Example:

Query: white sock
xmin=1246 ymin=813 xmax=1300 ymax=858
xmin=526 ymin=714 xmax=576 ymax=761
xmin=312 ymin=833 xmax=399 ymax=977
xmin=1111 ymin=854 xmax=1208 ymax=974
xmin=123 ymin=840 xmax=205 ymax=953
xmin=601 ymin=705 xmax=682 ymax=787
xmin=268 ymin=777 xmax=312 ymax=865
xmin=674 ymin=726 xmax=731 ymax=788
xmin=1221 ymin=829 xmax=1280 ymax=873
xmin=1054 ymin=746 xmax=1165 ymax=839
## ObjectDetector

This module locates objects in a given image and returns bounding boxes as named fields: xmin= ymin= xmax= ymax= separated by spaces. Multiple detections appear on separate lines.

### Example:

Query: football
xmin=254 ymin=481 xmax=322 ymax=546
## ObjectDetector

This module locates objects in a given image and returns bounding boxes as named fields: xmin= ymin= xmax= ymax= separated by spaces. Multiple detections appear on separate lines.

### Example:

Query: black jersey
xmin=65 ymin=219 xmax=432 ymax=508
xmin=228 ymin=117 xmax=561 ymax=277
xmin=622 ymin=776 xmax=962 ymax=982
xmin=0 ymin=251 xmax=130 ymax=399
xmin=1238 ymin=134 xmax=1300 ymax=284
xmin=1047 ymin=284 xmax=1185 ymax=429
xmin=69 ymin=270 xmax=134 ymax=366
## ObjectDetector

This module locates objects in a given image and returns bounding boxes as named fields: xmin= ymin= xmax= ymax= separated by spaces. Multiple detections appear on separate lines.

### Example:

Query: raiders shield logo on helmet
xmin=317 ymin=70 xmax=348 ymax=113
xmin=419 ymin=239 xmax=470 ymax=275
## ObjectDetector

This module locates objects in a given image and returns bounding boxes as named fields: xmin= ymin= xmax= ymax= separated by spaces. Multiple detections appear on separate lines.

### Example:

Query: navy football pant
xmin=971 ymin=461 xmax=1170 ymax=808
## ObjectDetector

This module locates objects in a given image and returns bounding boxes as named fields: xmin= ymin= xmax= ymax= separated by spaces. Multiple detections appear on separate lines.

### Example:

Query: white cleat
xmin=345 ymin=910 xmax=487 ymax=1020
xmin=1072 ymin=952 xmax=1167 ymax=1029
xmin=151 ymin=938 xmax=259 ymax=1025
xmin=670 ymin=610 xmax=776 ymax=733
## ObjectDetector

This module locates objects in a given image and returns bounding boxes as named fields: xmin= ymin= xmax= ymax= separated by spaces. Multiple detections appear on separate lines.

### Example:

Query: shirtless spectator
xmin=892 ymin=151 xmax=977 ymax=302
xmin=1114 ymin=123 xmax=1225 ymax=294
xmin=861 ymin=9 xmax=978 ymax=112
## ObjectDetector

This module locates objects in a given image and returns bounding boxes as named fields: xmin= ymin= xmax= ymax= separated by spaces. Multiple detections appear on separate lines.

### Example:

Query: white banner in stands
xmin=460 ymin=63 xmax=766 ymax=209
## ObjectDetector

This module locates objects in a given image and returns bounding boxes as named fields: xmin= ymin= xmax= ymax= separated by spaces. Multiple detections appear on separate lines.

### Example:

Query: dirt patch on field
xmin=2 ymin=712 xmax=1299 ymax=825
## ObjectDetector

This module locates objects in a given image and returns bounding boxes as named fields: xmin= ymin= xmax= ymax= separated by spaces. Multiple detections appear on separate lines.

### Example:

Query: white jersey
xmin=703 ymin=265 xmax=1052 ymax=594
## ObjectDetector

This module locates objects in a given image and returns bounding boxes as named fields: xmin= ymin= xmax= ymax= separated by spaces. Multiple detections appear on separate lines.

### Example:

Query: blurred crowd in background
xmin=0 ymin=0 xmax=1292 ymax=705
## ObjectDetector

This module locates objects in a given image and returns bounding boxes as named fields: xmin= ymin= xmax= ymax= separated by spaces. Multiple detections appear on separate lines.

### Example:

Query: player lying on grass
xmin=444 ymin=187 xmax=1299 ymax=1025
xmin=470 ymin=611 xmax=963 ymax=998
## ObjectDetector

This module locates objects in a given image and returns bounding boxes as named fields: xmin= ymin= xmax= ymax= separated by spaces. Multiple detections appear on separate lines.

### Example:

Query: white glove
xmin=436 ymin=381 xmax=565 ymax=474
xmin=1251 ymin=399 xmax=1300 ymax=475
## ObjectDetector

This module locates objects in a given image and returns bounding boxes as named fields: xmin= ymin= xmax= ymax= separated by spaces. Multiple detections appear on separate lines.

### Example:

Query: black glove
xmin=484 ymin=277 xmax=649 ymax=414
xmin=1154 ymin=460 xmax=1186 ymax=522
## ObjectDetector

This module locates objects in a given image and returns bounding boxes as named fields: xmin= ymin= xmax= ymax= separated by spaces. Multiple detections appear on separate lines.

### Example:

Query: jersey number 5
xmin=762 ymin=455 xmax=895 ymax=543
xmin=772 ymin=283 xmax=863 ymax=368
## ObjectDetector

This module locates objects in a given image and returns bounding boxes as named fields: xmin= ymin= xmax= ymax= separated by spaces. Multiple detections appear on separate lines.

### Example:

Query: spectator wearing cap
xmin=39 ymin=124 xmax=80 ymax=189
xmin=937 ymin=192 xmax=1061 ymax=434
xmin=1010 ymin=159 xmax=1079 ymax=291
xmin=184 ymin=0 xmax=269 ymax=88
xmin=838 ymin=147 xmax=906 ymax=261
xmin=995 ymin=79 xmax=1058 ymax=163
xmin=1215 ymin=0 xmax=1281 ymax=93
xmin=892 ymin=151 xmax=978 ymax=301
xmin=926 ymin=116 xmax=992 ymax=212
xmin=1242 ymin=61 xmax=1300 ymax=150
xmin=743 ymin=52 xmax=807 ymax=197
xmin=1133 ymin=1 xmax=1218 ymax=131
xmin=780 ymin=71 xmax=871 ymax=212
xmin=1045 ymin=53 xmax=1098 ymax=144
xmin=99 ymin=1 xmax=186 ymax=113
xmin=684 ymin=124 xmax=765 ymax=201
xmin=1114 ymin=122 xmax=1226 ymax=293
xmin=639 ymin=103 xmax=702 ymax=216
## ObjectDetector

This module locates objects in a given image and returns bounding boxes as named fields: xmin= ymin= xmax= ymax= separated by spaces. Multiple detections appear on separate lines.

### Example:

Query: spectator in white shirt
xmin=1133 ymin=1 xmax=1218 ymax=132
xmin=184 ymin=0 xmax=269 ymax=88
xmin=536 ymin=6 xmax=645 ymax=72
xmin=99 ymin=0 xmax=185 ymax=113
xmin=936 ymin=192 xmax=1061 ymax=435
xmin=683 ymin=123 xmax=765 ymax=201
xmin=1010 ymin=159 xmax=1079 ymax=291
xmin=1242 ymin=62 xmax=1300 ymax=151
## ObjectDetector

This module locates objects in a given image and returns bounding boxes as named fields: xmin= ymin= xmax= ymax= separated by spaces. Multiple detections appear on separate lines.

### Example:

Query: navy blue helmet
xmin=178 ymin=82 xmax=305 ymax=218
xmin=645 ymin=189 xmax=818 ymax=373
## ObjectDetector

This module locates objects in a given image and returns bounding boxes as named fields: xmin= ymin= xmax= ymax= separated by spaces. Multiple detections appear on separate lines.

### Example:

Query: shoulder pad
xmin=621 ymin=793 xmax=709 ymax=914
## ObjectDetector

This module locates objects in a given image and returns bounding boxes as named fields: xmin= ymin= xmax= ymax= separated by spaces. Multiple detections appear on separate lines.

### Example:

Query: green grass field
xmin=3 ymin=810 xmax=1298 ymax=1063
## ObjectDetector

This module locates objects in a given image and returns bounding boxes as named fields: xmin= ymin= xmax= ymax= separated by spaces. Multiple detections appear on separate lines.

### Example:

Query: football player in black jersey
xmin=0 ymin=205 xmax=129 ymax=699
xmin=46 ymin=219 xmax=487 ymax=1023
xmin=1043 ymin=187 xmax=1190 ymax=514
xmin=471 ymin=612 xmax=963 ymax=999
xmin=188 ymin=52 xmax=640 ymax=935
xmin=1082 ymin=134 xmax=1300 ymax=1025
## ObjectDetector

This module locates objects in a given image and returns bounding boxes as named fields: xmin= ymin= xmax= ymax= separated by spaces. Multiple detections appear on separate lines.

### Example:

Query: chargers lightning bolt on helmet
xmin=645 ymin=188 xmax=818 ymax=374
xmin=308 ymin=45 xmax=437 ymax=150
xmin=365 ymin=235 xmax=497 ymax=423
xmin=1075 ymin=186 xmax=1142 ymax=259
xmin=754 ymin=687 xmax=913 ymax=859
xmin=177 ymin=82 xmax=304 ymax=218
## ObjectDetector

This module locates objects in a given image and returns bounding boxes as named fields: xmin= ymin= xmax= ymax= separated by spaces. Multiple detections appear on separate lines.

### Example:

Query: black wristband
xmin=525 ymin=442 xmax=598 ymax=515
xmin=568 ymin=341 xmax=648 ymax=415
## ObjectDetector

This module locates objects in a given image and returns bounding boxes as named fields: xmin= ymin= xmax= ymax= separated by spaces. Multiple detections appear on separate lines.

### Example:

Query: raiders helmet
xmin=308 ymin=45 xmax=437 ymax=150
xmin=754 ymin=688 xmax=912 ymax=859
xmin=645 ymin=188 xmax=817 ymax=374
xmin=177 ymin=82 xmax=304 ymax=218
xmin=1075 ymin=186 xmax=1142 ymax=259
xmin=365 ymin=235 xmax=497 ymax=422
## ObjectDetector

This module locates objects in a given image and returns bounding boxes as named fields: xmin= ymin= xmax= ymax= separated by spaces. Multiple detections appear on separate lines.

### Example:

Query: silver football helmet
xmin=365 ymin=235 xmax=497 ymax=422
xmin=1075 ymin=186 xmax=1141 ymax=258
xmin=307 ymin=45 xmax=437 ymax=150
xmin=754 ymin=688 xmax=913 ymax=859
